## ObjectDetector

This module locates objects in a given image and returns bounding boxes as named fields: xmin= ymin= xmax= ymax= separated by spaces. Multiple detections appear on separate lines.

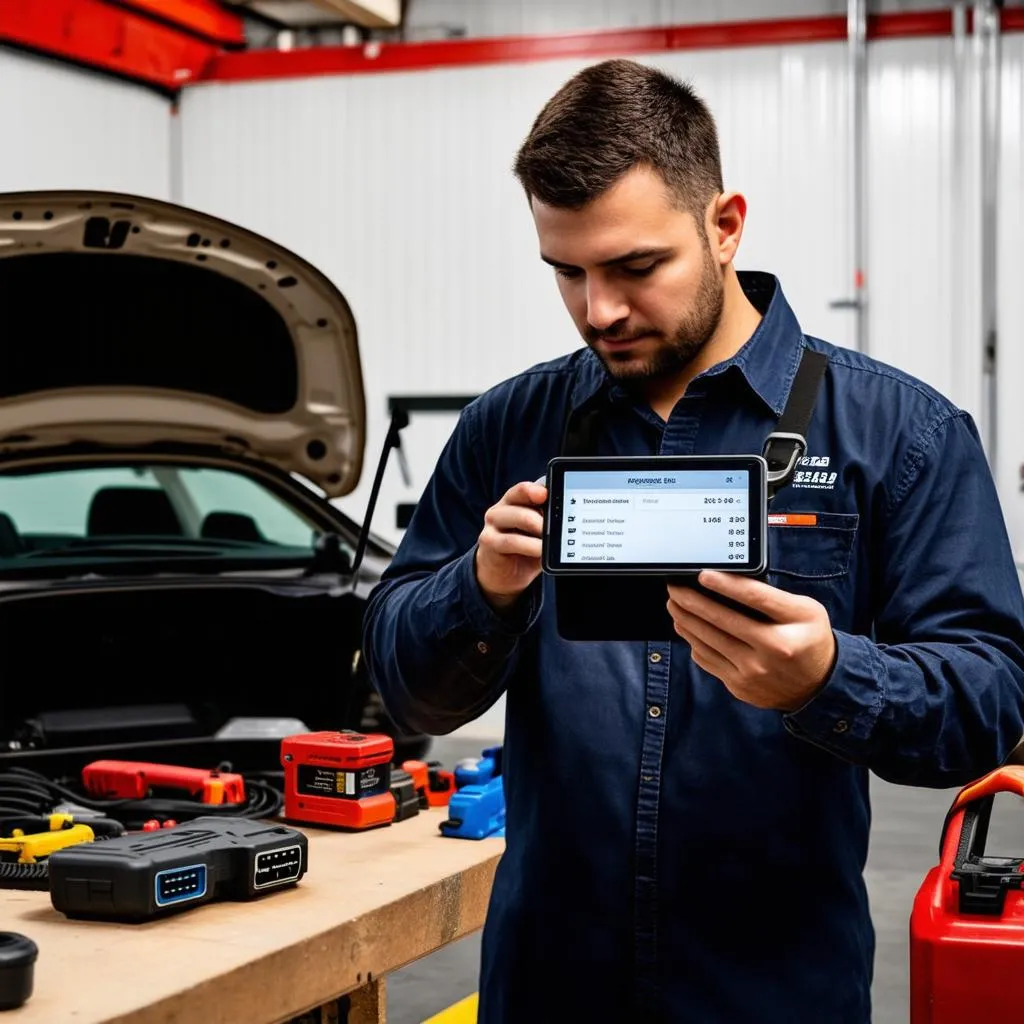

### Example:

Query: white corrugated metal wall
xmin=867 ymin=33 xmax=982 ymax=416
xmin=404 ymin=0 xmax=948 ymax=39
xmin=0 ymin=49 xmax=171 ymax=196
xmin=179 ymin=33 xmax=996 ymax=550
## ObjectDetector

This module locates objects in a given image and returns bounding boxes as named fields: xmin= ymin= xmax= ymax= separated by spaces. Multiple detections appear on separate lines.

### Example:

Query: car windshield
xmin=0 ymin=464 xmax=338 ymax=574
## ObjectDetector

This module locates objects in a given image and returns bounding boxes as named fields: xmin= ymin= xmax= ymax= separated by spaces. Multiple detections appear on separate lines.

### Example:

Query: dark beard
xmin=587 ymin=243 xmax=724 ymax=386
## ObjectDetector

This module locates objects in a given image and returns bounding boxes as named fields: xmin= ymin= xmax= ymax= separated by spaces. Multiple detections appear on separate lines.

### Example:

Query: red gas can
xmin=910 ymin=765 xmax=1024 ymax=1023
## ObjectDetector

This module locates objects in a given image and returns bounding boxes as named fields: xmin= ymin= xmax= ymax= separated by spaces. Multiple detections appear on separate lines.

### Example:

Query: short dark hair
xmin=513 ymin=58 xmax=723 ymax=221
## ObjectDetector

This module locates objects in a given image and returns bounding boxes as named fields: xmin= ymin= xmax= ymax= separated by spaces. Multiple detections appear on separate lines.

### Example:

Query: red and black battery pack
xmin=280 ymin=731 xmax=395 ymax=830
xmin=911 ymin=765 xmax=1024 ymax=1023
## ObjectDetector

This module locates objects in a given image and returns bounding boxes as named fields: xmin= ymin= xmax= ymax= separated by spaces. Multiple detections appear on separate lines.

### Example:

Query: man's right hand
xmin=475 ymin=481 xmax=548 ymax=612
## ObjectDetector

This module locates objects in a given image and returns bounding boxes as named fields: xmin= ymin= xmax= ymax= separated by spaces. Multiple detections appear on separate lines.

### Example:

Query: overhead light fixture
xmin=222 ymin=0 xmax=401 ymax=29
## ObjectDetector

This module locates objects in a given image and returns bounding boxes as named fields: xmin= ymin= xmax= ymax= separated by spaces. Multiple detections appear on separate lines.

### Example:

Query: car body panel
xmin=0 ymin=190 xmax=365 ymax=497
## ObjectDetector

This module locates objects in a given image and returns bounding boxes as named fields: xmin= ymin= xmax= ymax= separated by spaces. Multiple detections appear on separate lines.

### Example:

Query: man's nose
xmin=586 ymin=279 xmax=629 ymax=333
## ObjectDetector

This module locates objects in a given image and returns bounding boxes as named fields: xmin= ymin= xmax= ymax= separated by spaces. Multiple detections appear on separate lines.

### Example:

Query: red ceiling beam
xmin=110 ymin=1 xmax=245 ymax=48
xmin=201 ymin=26 xmax=674 ymax=83
xmin=0 ymin=0 xmax=243 ymax=93
xmin=198 ymin=9 xmax=977 ymax=85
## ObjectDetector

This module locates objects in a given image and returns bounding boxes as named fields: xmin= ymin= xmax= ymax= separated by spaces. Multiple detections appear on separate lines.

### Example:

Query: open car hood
xmin=0 ymin=191 xmax=365 ymax=497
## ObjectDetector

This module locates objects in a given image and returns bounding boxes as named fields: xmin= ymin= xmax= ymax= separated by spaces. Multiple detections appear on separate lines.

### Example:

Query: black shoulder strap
xmin=761 ymin=348 xmax=828 ymax=501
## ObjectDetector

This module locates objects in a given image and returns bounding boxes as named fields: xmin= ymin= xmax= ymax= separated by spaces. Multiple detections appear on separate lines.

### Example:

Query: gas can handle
xmin=937 ymin=765 xmax=1024 ymax=915
xmin=939 ymin=764 xmax=1024 ymax=857
xmin=951 ymin=764 xmax=1024 ymax=813
xmin=937 ymin=765 xmax=1024 ymax=868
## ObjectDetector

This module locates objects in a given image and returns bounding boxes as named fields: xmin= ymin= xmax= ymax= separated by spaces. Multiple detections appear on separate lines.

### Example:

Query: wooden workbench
xmin=0 ymin=808 xmax=504 ymax=1024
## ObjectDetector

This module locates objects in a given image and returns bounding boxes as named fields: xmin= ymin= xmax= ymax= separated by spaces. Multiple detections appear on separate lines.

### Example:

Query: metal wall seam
xmin=975 ymin=0 xmax=1001 ymax=467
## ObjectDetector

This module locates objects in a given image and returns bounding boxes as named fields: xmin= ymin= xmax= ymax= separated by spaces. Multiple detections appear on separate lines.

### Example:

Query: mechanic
xmin=362 ymin=59 xmax=1024 ymax=1023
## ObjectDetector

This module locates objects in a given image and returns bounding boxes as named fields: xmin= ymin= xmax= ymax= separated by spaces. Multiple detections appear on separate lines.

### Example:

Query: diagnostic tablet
xmin=542 ymin=455 xmax=768 ymax=576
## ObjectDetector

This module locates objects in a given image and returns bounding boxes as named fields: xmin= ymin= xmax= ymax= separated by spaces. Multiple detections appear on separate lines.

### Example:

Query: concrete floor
xmin=386 ymin=736 xmax=961 ymax=1024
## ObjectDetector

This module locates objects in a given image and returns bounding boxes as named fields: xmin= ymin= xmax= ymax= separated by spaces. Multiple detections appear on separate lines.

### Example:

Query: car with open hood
xmin=0 ymin=190 xmax=426 ymax=775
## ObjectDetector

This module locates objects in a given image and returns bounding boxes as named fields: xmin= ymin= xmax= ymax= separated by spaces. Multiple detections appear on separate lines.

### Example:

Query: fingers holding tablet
xmin=475 ymin=480 xmax=549 ymax=612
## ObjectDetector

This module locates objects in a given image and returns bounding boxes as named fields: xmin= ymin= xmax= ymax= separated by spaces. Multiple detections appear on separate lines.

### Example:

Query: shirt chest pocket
xmin=766 ymin=511 xmax=859 ymax=585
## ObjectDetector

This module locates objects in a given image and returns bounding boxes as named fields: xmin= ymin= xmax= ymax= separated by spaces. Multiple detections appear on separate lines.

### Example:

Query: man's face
xmin=531 ymin=165 xmax=724 ymax=386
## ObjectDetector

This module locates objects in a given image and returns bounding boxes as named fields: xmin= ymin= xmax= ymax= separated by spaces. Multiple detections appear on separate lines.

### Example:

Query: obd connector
xmin=47 ymin=816 xmax=307 ymax=922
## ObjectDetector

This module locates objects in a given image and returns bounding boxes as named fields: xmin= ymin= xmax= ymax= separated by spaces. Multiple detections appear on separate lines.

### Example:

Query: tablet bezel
xmin=542 ymin=454 xmax=768 ymax=576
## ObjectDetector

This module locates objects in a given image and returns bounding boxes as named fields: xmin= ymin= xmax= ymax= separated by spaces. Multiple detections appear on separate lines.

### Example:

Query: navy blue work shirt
xmin=362 ymin=272 xmax=1024 ymax=1023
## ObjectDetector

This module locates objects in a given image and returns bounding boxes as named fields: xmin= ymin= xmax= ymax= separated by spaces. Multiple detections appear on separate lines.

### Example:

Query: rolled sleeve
xmin=433 ymin=546 xmax=543 ymax=681
xmin=457 ymin=544 xmax=544 ymax=641
xmin=783 ymin=630 xmax=887 ymax=758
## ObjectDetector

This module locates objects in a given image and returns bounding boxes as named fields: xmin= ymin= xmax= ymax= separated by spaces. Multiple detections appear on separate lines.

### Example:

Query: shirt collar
xmin=569 ymin=271 xmax=806 ymax=419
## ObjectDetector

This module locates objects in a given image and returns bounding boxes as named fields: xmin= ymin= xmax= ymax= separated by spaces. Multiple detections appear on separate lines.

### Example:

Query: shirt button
xmin=649 ymin=652 xmax=662 ymax=664
xmin=476 ymin=641 xmax=489 ymax=655
xmin=834 ymin=719 xmax=849 ymax=734
xmin=649 ymin=706 xmax=662 ymax=718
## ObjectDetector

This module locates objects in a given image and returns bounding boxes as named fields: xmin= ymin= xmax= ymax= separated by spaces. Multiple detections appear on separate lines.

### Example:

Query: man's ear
xmin=707 ymin=191 xmax=747 ymax=266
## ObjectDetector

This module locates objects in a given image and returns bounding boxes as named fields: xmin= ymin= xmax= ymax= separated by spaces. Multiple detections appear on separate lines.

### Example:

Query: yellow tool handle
xmin=0 ymin=823 xmax=95 ymax=863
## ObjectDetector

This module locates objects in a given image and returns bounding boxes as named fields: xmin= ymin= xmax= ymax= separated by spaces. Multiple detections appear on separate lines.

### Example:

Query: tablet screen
xmin=543 ymin=456 xmax=766 ymax=575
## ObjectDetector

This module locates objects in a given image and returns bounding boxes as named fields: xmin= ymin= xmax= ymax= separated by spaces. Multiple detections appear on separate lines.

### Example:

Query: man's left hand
xmin=666 ymin=571 xmax=837 ymax=712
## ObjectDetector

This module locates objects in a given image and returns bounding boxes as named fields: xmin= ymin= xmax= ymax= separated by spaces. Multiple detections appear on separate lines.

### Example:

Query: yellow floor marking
xmin=421 ymin=992 xmax=478 ymax=1024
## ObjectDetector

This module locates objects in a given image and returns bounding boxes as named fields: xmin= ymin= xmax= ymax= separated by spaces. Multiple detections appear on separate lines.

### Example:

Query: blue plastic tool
xmin=453 ymin=745 xmax=503 ymax=788
xmin=439 ymin=776 xmax=505 ymax=840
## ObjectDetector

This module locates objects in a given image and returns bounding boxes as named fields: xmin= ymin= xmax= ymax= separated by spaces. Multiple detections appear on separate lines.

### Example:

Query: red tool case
xmin=910 ymin=765 xmax=1024 ymax=1023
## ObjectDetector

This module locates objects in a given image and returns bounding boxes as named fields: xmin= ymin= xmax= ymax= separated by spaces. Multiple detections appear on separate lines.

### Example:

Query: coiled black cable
xmin=0 ymin=766 xmax=283 ymax=829
xmin=0 ymin=861 xmax=48 ymax=891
